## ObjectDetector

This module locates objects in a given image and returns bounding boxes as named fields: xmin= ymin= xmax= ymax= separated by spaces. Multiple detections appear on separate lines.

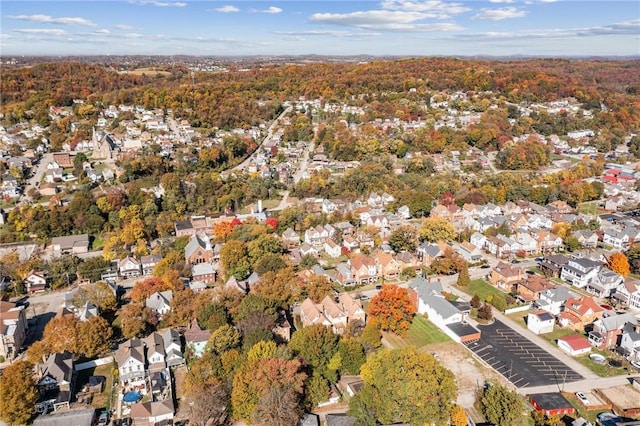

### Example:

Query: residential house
xmin=355 ymin=231 xmax=375 ymax=250
xmin=620 ymin=326 xmax=640 ymax=361
xmin=274 ymin=311 xmax=292 ymax=343
xmin=535 ymin=230 xmax=564 ymax=254
xmin=281 ymin=228 xmax=301 ymax=249
xmin=602 ymin=228 xmax=632 ymax=249
xmin=184 ymin=233 xmax=213 ymax=265
xmin=51 ymin=234 xmax=89 ymax=254
xmin=557 ymin=335 xmax=592 ymax=357
xmin=540 ymin=254 xmax=571 ymax=278
xmin=486 ymin=235 xmax=515 ymax=259
xmin=130 ymin=400 xmax=174 ymax=425
xmin=516 ymin=276 xmax=555 ymax=302
xmin=184 ymin=318 xmax=211 ymax=359
xmin=613 ymin=278 xmax=640 ymax=310
xmin=334 ymin=221 xmax=355 ymax=237
xmin=573 ymin=230 xmax=599 ymax=249
xmin=298 ymin=293 xmax=365 ymax=334
xmin=558 ymin=296 xmax=605 ymax=331
xmin=191 ymin=262 xmax=216 ymax=284
xmin=348 ymin=255 xmax=379 ymax=285
xmin=586 ymin=268 xmax=623 ymax=298
xmin=35 ymin=351 xmax=74 ymax=413
xmin=490 ymin=262 xmax=524 ymax=292
xmin=527 ymin=310 xmax=555 ymax=334
xmin=375 ymin=252 xmax=402 ymax=281
xmin=23 ymin=270 xmax=47 ymax=293
xmin=299 ymin=243 xmax=319 ymax=259
xmin=324 ymin=239 xmax=342 ymax=258
xmin=560 ymin=258 xmax=601 ymax=289
xmin=470 ymin=232 xmax=488 ymax=250
xmin=159 ymin=328 xmax=184 ymax=367
xmin=146 ymin=290 xmax=173 ymax=319
xmin=140 ymin=254 xmax=162 ymax=276
xmin=589 ymin=312 xmax=637 ymax=349
xmin=0 ymin=301 xmax=27 ymax=360
xmin=304 ymin=225 xmax=335 ymax=248
xmin=116 ymin=338 xmax=146 ymax=390
xmin=395 ymin=251 xmax=422 ymax=275
xmin=417 ymin=242 xmax=442 ymax=265
xmin=533 ymin=286 xmax=577 ymax=316
xmin=457 ymin=242 xmax=482 ymax=263
xmin=335 ymin=263 xmax=356 ymax=287
xmin=118 ymin=256 xmax=141 ymax=278
xmin=145 ymin=332 xmax=166 ymax=372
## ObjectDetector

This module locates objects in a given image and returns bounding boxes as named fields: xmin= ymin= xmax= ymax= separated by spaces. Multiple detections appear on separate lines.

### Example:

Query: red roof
xmin=558 ymin=334 xmax=591 ymax=351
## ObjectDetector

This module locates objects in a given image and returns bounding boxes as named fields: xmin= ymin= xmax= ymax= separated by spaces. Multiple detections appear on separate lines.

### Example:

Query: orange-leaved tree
xmin=608 ymin=252 xmax=630 ymax=277
xmin=368 ymin=285 xmax=416 ymax=335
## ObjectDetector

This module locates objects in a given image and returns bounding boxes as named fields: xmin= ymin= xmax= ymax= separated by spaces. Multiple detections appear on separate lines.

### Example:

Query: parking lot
xmin=464 ymin=320 xmax=583 ymax=388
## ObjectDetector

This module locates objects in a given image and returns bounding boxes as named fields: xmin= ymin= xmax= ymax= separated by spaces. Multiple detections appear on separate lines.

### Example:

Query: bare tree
xmin=186 ymin=383 xmax=229 ymax=426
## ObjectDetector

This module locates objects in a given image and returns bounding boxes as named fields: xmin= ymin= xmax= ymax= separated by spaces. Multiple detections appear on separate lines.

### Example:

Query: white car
xmin=631 ymin=360 xmax=640 ymax=371
xmin=575 ymin=392 xmax=590 ymax=405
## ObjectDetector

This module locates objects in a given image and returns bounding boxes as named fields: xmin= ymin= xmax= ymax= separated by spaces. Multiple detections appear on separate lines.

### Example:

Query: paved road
xmin=222 ymin=105 xmax=292 ymax=178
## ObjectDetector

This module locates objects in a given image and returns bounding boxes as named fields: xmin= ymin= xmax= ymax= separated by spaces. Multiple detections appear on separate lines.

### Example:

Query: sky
xmin=1 ymin=1 xmax=639 ymax=57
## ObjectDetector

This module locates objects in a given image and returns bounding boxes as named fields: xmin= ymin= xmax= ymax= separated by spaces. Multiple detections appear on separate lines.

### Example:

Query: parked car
xmin=97 ymin=411 xmax=109 ymax=426
xmin=630 ymin=360 xmax=640 ymax=371
xmin=575 ymin=392 xmax=590 ymax=405
xmin=375 ymin=285 xmax=382 ymax=290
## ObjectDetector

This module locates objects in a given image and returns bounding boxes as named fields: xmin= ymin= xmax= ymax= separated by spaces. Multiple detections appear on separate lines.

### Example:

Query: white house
xmin=145 ymin=290 xmax=173 ymax=318
xmin=613 ymin=279 xmax=640 ymax=310
xmin=324 ymin=239 xmax=342 ymax=258
xmin=620 ymin=328 xmax=640 ymax=361
xmin=560 ymin=258 xmax=601 ymax=289
xmin=557 ymin=335 xmax=592 ymax=356
xmin=116 ymin=338 xmax=146 ymax=389
xmin=527 ymin=310 xmax=555 ymax=335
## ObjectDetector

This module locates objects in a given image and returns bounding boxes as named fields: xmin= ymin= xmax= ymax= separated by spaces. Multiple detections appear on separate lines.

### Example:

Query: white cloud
xmin=130 ymin=1 xmax=186 ymax=7
xmin=472 ymin=7 xmax=526 ymax=20
xmin=114 ymin=24 xmax=133 ymax=30
xmin=9 ymin=14 xmax=96 ymax=27
xmin=275 ymin=29 xmax=381 ymax=38
xmin=454 ymin=19 xmax=640 ymax=40
xmin=380 ymin=0 xmax=470 ymax=15
xmin=309 ymin=10 xmax=462 ymax=31
xmin=0 ymin=34 xmax=14 ymax=39
xmin=489 ymin=0 xmax=514 ymax=3
xmin=215 ymin=5 xmax=240 ymax=13
xmin=124 ymin=32 xmax=144 ymax=38
xmin=250 ymin=6 xmax=283 ymax=14
xmin=14 ymin=28 xmax=67 ymax=36
xmin=94 ymin=29 xmax=111 ymax=35
xmin=264 ymin=6 xmax=283 ymax=14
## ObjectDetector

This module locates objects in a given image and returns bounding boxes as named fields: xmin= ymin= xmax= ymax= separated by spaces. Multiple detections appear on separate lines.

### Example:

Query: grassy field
xmin=75 ymin=362 xmax=115 ymax=411
xmin=463 ymin=279 xmax=507 ymax=302
xmin=576 ymin=348 xmax=631 ymax=377
xmin=383 ymin=315 xmax=451 ymax=349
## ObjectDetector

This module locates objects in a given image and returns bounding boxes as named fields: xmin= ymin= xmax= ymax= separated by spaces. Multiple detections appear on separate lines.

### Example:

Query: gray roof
xmin=192 ymin=262 xmax=215 ymax=276
xmin=325 ymin=414 xmax=357 ymax=426
xmin=40 ymin=351 xmax=73 ymax=385
xmin=409 ymin=277 xmax=443 ymax=301
xmin=145 ymin=290 xmax=173 ymax=311
xmin=33 ymin=408 xmax=95 ymax=426
xmin=425 ymin=294 xmax=461 ymax=320
xmin=184 ymin=234 xmax=207 ymax=259
xmin=598 ymin=312 xmax=637 ymax=332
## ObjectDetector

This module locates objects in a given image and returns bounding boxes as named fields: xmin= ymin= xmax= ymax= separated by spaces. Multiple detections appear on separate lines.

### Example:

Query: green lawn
xmin=463 ymin=279 xmax=507 ymax=302
xmin=383 ymin=315 xmax=451 ymax=349
xmin=576 ymin=348 xmax=631 ymax=377
xmin=75 ymin=362 xmax=115 ymax=411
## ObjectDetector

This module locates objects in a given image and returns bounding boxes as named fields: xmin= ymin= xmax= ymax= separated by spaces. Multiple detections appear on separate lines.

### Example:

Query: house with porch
xmin=490 ymin=262 xmax=524 ymax=292
xmin=558 ymin=296 xmax=605 ymax=331
xmin=560 ymin=258 xmax=601 ymax=289
xmin=24 ymin=270 xmax=47 ymax=293
xmin=35 ymin=351 xmax=74 ymax=413
xmin=0 ymin=301 xmax=27 ymax=361
xmin=146 ymin=290 xmax=173 ymax=319
xmin=613 ymin=278 xmax=640 ymax=310
xmin=589 ymin=312 xmax=637 ymax=350
xmin=456 ymin=242 xmax=482 ymax=263
xmin=118 ymin=257 xmax=141 ymax=278
xmin=116 ymin=338 xmax=147 ymax=393
xmin=533 ymin=286 xmax=577 ymax=316
xmin=348 ymin=255 xmax=379 ymax=285
xmin=620 ymin=325 xmax=640 ymax=361
xmin=515 ymin=276 xmax=555 ymax=302
xmin=375 ymin=252 xmax=402 ymax=281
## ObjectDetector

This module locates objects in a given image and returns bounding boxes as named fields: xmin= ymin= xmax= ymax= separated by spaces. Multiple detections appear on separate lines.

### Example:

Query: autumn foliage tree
xmin=130 ymin=276 xmax=171 ymax=303
xmin=0 ymin=360 xmax=38 ymax=425
xmin=608 ymin=252 xmax=630 ymax=277
xmin=368 ymin=285 xmax=416 ymax=335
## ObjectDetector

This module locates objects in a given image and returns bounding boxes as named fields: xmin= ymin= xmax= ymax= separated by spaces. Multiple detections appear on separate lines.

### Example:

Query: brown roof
xmin=494 ymin=262 xmax=522 ymax=278
xmin=519 ymin=276 xmax=555 ymax=293
xmin=183 ymin=318 xmax=211 ymax=343
xmin=130 ymin=400 xmax=174 ymax=419
xmin=320 ymin=295 xmax=344 ymax=320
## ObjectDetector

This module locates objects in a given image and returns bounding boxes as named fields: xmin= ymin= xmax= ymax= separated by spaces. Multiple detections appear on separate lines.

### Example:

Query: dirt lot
xmin=424 ymin=341 xmax=511 ymax=421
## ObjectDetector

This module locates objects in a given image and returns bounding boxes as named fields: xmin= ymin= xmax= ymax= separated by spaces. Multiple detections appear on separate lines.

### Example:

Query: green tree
xmin=419 ymin=217 xmax=457 ymax=242
xmin=0 ymin=360 xmax=38 ymax=424
xmin=352 ymin=347 xmax=457 ymax=425
xmin=198 ymin=303 xmax=229 ymax=331
xmin=337 ymin=338 xmax=366 ymax=375
xmin=388 ymin=225 xmax=419 ymax=253
xmin=480 ymin=383 xmax=527 ymax=426
xmin=289 ymin=324 xmax=339 ymax=380
xmin=206 ymin=324 xmax=241 ymax=355
xmin=457 ymin=261 xmax=470 ymax=286
xmin=77 ymin=257 xmax=110 ymax=282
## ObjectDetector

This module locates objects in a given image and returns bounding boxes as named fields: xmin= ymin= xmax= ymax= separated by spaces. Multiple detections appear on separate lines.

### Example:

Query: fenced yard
xmin=383 ymin=315 xmax=451 ymax=349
